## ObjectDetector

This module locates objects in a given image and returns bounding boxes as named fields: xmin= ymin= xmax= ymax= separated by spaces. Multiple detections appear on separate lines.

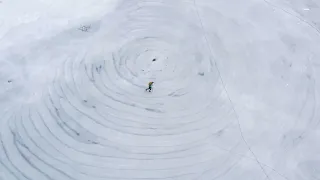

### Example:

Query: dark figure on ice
xmin=146 ymin=82 xmax=154 ymax=92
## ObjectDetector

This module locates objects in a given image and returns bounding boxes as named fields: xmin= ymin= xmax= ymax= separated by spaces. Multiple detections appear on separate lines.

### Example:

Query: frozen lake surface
xmin=1 ymin=0 xmax=320 ymax=179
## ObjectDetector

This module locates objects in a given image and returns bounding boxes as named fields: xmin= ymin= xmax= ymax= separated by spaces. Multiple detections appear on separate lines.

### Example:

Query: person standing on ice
xmin=146 ymin=82 xmax=154 ymax=92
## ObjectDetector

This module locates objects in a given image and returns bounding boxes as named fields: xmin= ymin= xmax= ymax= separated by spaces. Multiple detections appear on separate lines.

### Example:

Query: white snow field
xmin=1 ymin=0 xmax=320 ymax=179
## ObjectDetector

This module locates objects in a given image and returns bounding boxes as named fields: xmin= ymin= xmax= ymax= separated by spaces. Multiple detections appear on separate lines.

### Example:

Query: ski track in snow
xmin=1 ymin=0 xmax=320 ymax=180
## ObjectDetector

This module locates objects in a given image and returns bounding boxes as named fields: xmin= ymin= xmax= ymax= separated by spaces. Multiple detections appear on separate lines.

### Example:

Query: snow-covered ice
xmin=1 ymin=0 xmax=320 ymax=179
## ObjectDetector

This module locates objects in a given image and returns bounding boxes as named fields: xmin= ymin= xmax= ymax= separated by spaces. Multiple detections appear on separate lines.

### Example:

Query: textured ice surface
xmin=1 ymin=0 xmax=320 ymax=179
